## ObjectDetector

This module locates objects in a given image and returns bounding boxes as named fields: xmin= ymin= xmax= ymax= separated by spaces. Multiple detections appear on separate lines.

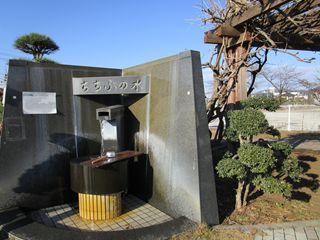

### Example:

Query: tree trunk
xmin=235 ymin=180 xmax=245 ymax=210
xmin=214 ymin=115 xmax=225 ymax=141
xmin=242 ymin=183 xmax=250 ymax=207
xmin=278 ymin=91 xmax=283 ymax=104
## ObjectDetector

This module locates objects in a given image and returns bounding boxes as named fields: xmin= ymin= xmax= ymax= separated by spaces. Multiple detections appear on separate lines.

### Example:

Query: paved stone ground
xmin=212 ymin=220 xmax=320 ymax=240
xmin=290 ymin=139 xmax=320 ymax=151
xmin=254 ymin=222 xmax=320 ymax=240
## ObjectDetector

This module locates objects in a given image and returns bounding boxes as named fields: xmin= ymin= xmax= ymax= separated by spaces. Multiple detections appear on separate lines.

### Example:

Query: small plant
xmin=216 ymin=98 xmax=303 ymax=210
xmin=35 ymin=58 xmax=59 ymax=64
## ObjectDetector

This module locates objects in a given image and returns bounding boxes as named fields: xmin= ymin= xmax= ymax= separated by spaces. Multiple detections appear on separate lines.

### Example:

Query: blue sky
xmin=0 ymin=0 xmax=319 ymax=93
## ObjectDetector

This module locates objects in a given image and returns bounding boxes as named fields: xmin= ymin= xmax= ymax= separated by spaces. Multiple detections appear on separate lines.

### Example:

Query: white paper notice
xmin=22 ymin=92 xmax=57 ymax=114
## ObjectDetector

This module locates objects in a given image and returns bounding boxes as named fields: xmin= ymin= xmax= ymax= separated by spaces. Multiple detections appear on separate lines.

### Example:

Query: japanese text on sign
xmin=73 ymin=76 xmax=149 ymax=95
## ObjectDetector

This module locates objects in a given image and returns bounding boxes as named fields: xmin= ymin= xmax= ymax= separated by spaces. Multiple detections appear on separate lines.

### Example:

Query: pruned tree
xmin=14 ymin=33 xmax=59 ymax=62
xmin=216 ymin=97 xmax=302 ymax=209
xmin=241 ymin=95 xmax=280 ymax=111
xmin=259 ymin=65 xmax=303 ymax=103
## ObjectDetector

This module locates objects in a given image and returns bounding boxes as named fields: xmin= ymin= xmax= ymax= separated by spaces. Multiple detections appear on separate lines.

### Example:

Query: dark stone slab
xmin=0 ymin=208 xmax=196 ymax=240
xmin=0 ymin=51 xmax=219 ymax=226
xmin=0 ymin=60 xmax=122 ymax=209
xmin=123 ymin=51 xmax=219 ymax=225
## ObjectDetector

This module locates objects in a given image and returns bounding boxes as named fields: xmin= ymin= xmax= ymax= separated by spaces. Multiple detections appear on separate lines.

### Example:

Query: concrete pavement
xmin=254 ymin=220 xmax=320 ymax=240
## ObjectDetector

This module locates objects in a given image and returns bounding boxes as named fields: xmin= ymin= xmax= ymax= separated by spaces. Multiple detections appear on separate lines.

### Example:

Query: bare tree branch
xmin=202 ymin=0 xmax=319 ymax=142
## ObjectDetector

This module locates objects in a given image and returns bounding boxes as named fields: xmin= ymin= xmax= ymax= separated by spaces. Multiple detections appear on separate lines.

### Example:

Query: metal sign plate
xmin=22 ymin=92 xmax=57 ymax=114
xmin=72 ymin=75 xmax=149 ymax=95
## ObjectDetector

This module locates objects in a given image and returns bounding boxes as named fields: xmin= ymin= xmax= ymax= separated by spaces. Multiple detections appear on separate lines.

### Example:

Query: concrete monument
xmin=0 ymin=51 xmax=219 ymax=230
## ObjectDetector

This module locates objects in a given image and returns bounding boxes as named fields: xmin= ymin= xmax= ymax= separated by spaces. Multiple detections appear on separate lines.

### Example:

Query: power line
xmin=0 ymin=51 xmax=25 ymax=58
xmin=0 ymin=55 xmax=19 ymax=60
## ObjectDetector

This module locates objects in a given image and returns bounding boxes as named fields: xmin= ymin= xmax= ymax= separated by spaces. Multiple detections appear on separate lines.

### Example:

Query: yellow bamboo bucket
xmin=78 ymin=192 xmax=122 ymax=220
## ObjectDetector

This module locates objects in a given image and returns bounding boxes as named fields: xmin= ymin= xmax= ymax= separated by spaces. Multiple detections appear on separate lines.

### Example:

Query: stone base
xmin=0 ymin=208 xmax=196 ymax=240
xmin=78 ymin=193 xmax=121 ymax=220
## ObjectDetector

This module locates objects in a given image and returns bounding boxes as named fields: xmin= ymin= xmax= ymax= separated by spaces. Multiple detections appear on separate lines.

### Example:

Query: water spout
xmin=96 ymin=105 xmax=124 ymax=157
xmin=98 ymin=116 xmax=117 ymax=157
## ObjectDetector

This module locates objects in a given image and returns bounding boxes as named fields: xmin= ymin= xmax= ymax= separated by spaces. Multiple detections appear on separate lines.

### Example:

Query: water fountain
xmin=0 ymin=51 xmax=218 ymax=240
xmin=70 ymin=105 xmax=143 ymax=220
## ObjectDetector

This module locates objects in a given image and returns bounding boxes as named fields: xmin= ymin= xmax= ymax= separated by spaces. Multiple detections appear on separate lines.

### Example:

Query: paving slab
xmin=283 ymin=227 xmax=295 ymax=240
xmin=255 ymin=224 xmax=320 ymax=240
xmin=213 ymin=219 xmax=320 ymax=240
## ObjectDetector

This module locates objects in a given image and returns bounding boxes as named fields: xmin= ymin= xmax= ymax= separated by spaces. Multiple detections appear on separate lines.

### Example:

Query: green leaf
xmin=253 ymin=176 xmax=292 ymax=198
xmin=238 ymin=144 xmax=276 ymax=173
xmin=225 ymin=127 xmax=239 ymax=142
xmin=271 ymin=141 xmax=293 ymax=157
xmin=282 ymin=158 xmax=303 ymax=182
xmin=241 ymin=96 xmax=280 ymax=111
xmin=216 ymin=158 xmax=246 ymax=180
xmin=227 ymin=108 xmax=269 ymax=138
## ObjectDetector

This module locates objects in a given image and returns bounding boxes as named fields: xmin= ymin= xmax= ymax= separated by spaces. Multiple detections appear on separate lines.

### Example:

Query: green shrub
xmin=252 ymin=176 xmax=292 ymax=198
xmin=216 ymin=98 xmax=301 ymax=210
xmin=241 ymin=96 xmax=280 ymax=111
xmin=228 ymin=108 xmax=268 ymax=140
xmin=238 ymin=144 xmax=276 ymax=173
xmin=35 ymin=58 xmax=58 ymax=64
xmin=216 ymin=157 xmax=246 ymax=180
xmin=282 ymin=158 xmax=303 ymax=182
xmin=271 ymin=141 xmax=293 ymax=157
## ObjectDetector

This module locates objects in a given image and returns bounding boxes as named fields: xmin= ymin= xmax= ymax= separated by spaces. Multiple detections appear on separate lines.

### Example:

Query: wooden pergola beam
xmin=204 ymin=30 xmax=222 ymax=44
xmin=204 ymin=0 xmax=320 ymax=51
xmin=216 ymin=25 xmax=242 ymax=37
xmin=205 ymin=29 xmax=320 ymax=51
xmin=204 ymin=0 xmax=294 ymax=44
xmin=267 ymin=0 xmax=320 ymax=29
xmin=264 ymin=33 xmax=320 ymax=51
xmin=227 ymin=0 xmax=293 ymax=28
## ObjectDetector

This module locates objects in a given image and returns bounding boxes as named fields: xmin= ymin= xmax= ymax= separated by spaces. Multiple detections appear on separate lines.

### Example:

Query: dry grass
xmin=171 ymin=224 xmax=255 ymax=240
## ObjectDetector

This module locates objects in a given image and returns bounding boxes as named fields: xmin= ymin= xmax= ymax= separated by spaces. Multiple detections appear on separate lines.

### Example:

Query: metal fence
xmin=263 ymin=105 xmax=320 ymax=131
xmin=208 ymin=105 xmax=320 ymax=132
